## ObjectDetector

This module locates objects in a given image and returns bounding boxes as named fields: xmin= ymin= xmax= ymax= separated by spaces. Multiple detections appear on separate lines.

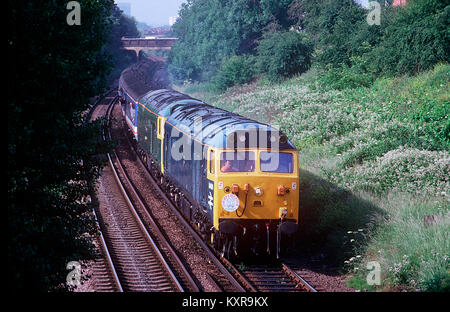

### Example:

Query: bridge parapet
xmin=122 ymin=37 xmax=177 ymax=50
xmin=121 ymin=37 xmax=177 ymax=61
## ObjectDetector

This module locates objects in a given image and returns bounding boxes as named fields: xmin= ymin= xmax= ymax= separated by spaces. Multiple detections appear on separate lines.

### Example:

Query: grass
xmin=176 ymin=63 xmax=450 ymax=291
xmin=346 ymin=194 xmax=449 ymax=291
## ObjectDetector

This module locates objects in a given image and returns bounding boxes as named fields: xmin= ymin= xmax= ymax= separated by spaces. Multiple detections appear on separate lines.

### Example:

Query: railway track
xmin=110 ymin=99 xmax=244 ymax=292
xmin=87 ymin=92 xmax=198 ymax=292
xmin=109 ymin=96 xmax=318 ymax=293
xmin=237 ymin=263 xmax=317 ymax=292
xmin=83 ymin=92 xmax=123 ymax=292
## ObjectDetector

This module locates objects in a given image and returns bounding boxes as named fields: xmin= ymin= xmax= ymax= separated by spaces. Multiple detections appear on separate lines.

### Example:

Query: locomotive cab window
xmin=260 ymin=152 xmax=293 ymax=173
xmin=220 ymin=151 xmax=255 ymax=173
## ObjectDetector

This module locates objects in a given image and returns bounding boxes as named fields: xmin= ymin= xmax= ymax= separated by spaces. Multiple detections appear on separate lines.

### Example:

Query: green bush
xmin=214 ymin=55 xmax=256 ymax=91
xmin=313 ymin=1 xmax=378 ymax=68
xmin=371 ymin=0 xmax=450 ymax=76
xmin=256 ymin=30 xmax=313 ymax=82
xmin=316 ymin=42 xmax=379 ymax=90
xmin=317 ymin=63 xmax=373 ymax=90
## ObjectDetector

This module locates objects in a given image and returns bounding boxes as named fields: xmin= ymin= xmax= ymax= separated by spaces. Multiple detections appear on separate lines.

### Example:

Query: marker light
xmin=277 ymin=185 xmax=286 ymax=196
xmin=255 ymin=187 xmax=263 ymax=196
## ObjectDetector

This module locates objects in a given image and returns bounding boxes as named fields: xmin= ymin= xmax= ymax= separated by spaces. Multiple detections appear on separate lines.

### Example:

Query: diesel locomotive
xmin=118 ymin=61 xmax=299 ymax=259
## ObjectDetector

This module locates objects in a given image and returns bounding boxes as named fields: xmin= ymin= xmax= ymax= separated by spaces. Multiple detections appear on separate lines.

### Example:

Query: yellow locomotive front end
xmin=207 ymin=147 xmax=299 ymax=258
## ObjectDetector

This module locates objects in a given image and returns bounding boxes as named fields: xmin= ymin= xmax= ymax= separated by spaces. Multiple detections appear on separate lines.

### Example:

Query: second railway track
xmin=89 ymin=92 xmax=198 ymax=292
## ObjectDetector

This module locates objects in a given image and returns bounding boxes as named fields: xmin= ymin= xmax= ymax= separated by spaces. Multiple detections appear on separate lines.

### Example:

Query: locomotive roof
xmin=140 ymin=90 xmax=296 ymax=150
xmin=140 ymin=89 xmax=203 ymax=116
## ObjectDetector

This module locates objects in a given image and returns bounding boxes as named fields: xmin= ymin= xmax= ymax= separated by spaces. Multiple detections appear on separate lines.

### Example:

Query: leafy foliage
xmin=168 ymin=0 xmax=260 ymax=82
xmin=370 ymin=0 xmax=450 ymax=76
xmin=8 ymin=0 xmax=128 ymax=291
xmin=214 ymin=55 xmax=256 ymax=91
xmin=316 ymin=63 xmax=373 ymax=90
xmin=256 ymin=30 xmax=313 ymax=82
xmin=169 ymin=0 xmax=449 ymax=86
xmin=167 ymin=0 xmax=299 ymax=83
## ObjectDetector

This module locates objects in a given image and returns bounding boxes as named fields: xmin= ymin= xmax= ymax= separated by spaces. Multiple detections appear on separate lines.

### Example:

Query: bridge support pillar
xmin=123 ymin=47 xmax=145 ymax=62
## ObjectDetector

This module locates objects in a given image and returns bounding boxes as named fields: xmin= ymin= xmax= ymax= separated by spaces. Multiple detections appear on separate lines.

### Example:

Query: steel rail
xmin=92 ymin=206 xmax=124 ymax=292
xmin=87 ymin=91 xmax=124 ymax=292
xmin=103 ymin=97 xmax=185 ymax=292
xmin=281 ymin=263 xmax=317 ymax=292
xmin=111 ymin=142 xmax=201 ymax=291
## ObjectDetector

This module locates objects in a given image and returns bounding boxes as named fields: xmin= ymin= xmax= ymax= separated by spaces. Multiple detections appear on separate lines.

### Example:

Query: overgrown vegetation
xmin=168 ymin=0 xmax=305 ymax=85
xmin=256 ymin=31 xmax=313 ymax=82
xmin=214 ymin=55 xmax=256 ymax=91
xmin=182 ymin=61 xmax=449 ymax=291
xmin=170 ymin=0 xmax=449 ymax=89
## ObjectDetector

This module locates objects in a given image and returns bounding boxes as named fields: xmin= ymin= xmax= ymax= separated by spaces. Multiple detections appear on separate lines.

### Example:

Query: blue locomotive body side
xmin=121 ymin=90 xmax=139 ymax=140
xmin=162 ymin=120 xmax=214 ymax=224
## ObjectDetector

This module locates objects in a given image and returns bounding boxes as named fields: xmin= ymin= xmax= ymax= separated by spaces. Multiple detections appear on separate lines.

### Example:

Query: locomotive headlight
xmin=254 ymin=187 xmax=263 ymax=197
xmin=238 ymin=134 xmax=246 ymax=143
xmin=279 ymin=135 xmax=288 ymax=144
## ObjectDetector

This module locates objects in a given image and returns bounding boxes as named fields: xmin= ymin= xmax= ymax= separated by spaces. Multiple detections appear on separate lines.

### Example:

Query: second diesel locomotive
xmin=118 ymin=61 xmax=299 ymax=258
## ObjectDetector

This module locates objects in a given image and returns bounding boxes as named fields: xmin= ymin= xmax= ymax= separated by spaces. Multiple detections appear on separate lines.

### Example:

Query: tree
xmin=168 ymin=0 xmax=297 ymax=83
xmin=105 ymin=4 xmax=140 ymax=84
xmin=8 ymin=0 xmax=115 ymax=291
xmin=371 ymin=0 xmax=450 ymax=75
xmin=256 ymin=30 xmax=313 ymax=81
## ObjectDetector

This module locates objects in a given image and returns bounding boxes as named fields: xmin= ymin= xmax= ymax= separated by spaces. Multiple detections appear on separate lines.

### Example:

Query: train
xmin=118 ymin=60 xmax=299 ymax=259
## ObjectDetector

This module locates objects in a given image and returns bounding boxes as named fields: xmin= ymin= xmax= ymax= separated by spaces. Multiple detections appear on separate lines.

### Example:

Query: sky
xmin=354 ymin=0 xmax=369 ymax=8
xmin=116 ymin=0 xmax=186 ymax=26
xmin=117 ymin=0 xmax=372 ymax=27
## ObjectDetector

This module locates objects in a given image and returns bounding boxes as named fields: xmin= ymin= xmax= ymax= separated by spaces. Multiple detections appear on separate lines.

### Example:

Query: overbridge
xmin=121 ymin=37 xmax=177 ymax=59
